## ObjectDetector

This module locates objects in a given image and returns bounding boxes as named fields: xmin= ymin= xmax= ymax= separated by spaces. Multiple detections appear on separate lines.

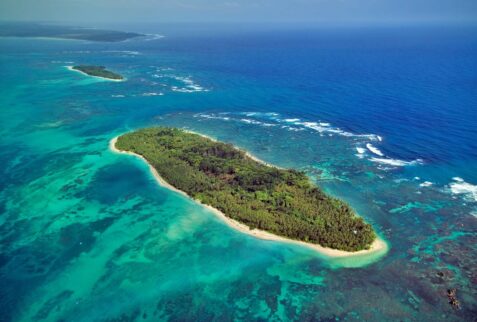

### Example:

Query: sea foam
xmin=356 ymin=147 xmax=366 ymax=154
xmin=369 ymin=157 xmax=423 ymax=167
xmin=144 ymin=34 xmax=165 ymax=41
xmin=285 ymin=120 xmax=381 ymax=141
xmin=449 ymin=177 xmax=477 ymax=202
xmin=141 ymin=92 xmax=164 ymax=96
xmin=194 ymin=111 xmax=424 ymax=170
xmin=196 ymin=112 xmax=382 ymax=140
xmin=419 ymin=181 xmax=433 ymax=187
xmin=366 ymin=143 xmax=384 ymax=156
xmin=355 ymin=147 xmax=366 ymax=158
xmin=102 ymin=50 xmax=141 ymax=56
xmin=194 ymin=114 xmax=231 ymax=121
xmin=240 ymin=118 xmax=262 ymax=125
xmin=154 ymin=74 xmax=209 ymax=93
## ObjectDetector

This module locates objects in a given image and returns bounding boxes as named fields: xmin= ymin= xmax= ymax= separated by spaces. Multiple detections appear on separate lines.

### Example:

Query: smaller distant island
xmin=0 ymin=23 xmax=144 ymax=42
xmin=111 ymin=127 xmax=388 ymax=257
xmin=70 ymin=65 xmax=124 ymax=81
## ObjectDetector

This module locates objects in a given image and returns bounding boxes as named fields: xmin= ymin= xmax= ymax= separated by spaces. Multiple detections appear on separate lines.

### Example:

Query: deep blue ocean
xmin=0 ymin=24 xmax=476 ymax=321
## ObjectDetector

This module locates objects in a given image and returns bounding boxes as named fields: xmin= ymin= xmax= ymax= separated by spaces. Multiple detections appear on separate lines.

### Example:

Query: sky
xmin=0 ymin=0 xmax=476 ymax=26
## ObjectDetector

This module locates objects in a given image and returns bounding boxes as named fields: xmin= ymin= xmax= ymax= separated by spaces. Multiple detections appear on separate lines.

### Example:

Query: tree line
xmin=116 ymin=127 xmax=376 ymax=251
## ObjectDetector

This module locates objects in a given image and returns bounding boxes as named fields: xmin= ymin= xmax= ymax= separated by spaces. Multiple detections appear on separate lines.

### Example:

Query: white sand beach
xmin=110 ymin=136 xmax=388 ymax=259
xmin=65 ymin=66 xmax=126 ymax=82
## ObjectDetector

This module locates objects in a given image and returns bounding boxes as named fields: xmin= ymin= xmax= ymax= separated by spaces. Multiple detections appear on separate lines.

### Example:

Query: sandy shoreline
xmin=65 ymin=66 xmax=125 ymax=82
xmin=110 ymin=136 xmax=388 ymax=259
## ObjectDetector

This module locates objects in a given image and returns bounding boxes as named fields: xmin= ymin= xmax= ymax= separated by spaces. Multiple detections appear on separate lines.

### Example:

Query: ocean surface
xmin=0 ymin=24 xmax=476 ymax=321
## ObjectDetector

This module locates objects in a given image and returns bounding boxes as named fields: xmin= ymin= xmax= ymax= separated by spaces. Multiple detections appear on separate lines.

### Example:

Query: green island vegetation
xmin=73 ymin=65 xmax=123 ymax=80
xmin=0 ymin=23 xmax=144 ymax=42
xmin=116 ymin=127 xmax=377 ymax=251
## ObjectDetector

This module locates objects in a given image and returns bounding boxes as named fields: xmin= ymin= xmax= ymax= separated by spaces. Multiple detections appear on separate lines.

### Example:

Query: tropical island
xmin=0 ymin=22 xmax=144 ymax=42
xmin=112 ymin=128 xmax=386 ymax=256
xmin=70 ymin=65 xmax=124 ymax=81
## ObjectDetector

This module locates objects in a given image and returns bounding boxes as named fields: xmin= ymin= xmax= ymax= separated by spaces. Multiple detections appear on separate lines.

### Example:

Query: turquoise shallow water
xmin=0 ymin=25 xmax=476 ymax=321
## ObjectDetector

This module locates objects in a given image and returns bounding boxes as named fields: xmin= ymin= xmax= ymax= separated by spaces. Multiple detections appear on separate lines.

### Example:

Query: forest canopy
xmin=73 ymin=65 xmax=123 ymax=80
xmin=115 ymin=127 xmax=376 ymax=251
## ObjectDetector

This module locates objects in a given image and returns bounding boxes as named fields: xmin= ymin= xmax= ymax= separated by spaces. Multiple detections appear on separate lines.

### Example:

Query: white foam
xmin=355 ymin=147 xmax=366 ymax=158
xmin=240 ymin=112 xmax=279 ymax=118
xmin=155 ymin=75 xmax=209 ymax=93
xmin=102 ymin=50 xmax=141 ymax=55
xmin=172 ymin=86 xmax=209 ymax=93
xmin=356 ymin=147 xmax=366 ymax=154
xmin=154 ymin=67 xmax=174 ymax=72
xmin=366 ymin=143 xmax=384 ymax=156
xmin=301 ymin=122 xmax=343 ymax=135
xmin=194 ymin=112 xmax=427 ymax=172
xmin=369 ymin=157 xmax=423 ymax=167
xmin=141 ymin=92 xmax=164 ymax=96
xmin=196 ymin=112 xmax=384 ymax=141
xmin=52 ymin=60 xmax=75 ymax=64
xmin=449 ymin=177 xmax=477 ymax=202
xmin=196 ymin=109 xmax=403 ymax=166
xmin=144 ymin=34 xmax=165 ymax=41
xmin=240 ymin=118 xmax=262 ymax=125
xmin=394 ymin=178 xmax=409 ymax=183
xmin=281 ymin=125 xmax=303 ymax=132
xmin=238 ymin=118 xmax=276 ymax=127
xmin=194 ymin=114 xmax=230 ymax=121
xmin=63 ymin=50 xmax=91 ymax=54
xmin=286 ymin=120 xmax=381 ymax=141
xmin=111 ymin=94 xmax=125 ymax=98
xmin=419 ymin=181 xmax=433 ymax=187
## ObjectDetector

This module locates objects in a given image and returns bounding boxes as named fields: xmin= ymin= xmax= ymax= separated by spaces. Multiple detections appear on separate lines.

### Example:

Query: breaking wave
xmin=143 ymin=34 xmax=165 ymax=41
xmin=141 ymin=92 xmax=164 ymax=96
xmin=102 ymin=50 xmax=141 ymax=56
xmin=193 ymin=111 xmax=423 ymax=168
xmin=366 ymin=143 xmax=384 ymax=156
xmin=369 ymin=157 xmax=423 ymax=167
xmin=419 ymin=181 xmax=434 ymax=187
xmin=153 ymin=73 xmax=209 ymax=93
xmin=448 ymin=177 xmax=477 ymax=202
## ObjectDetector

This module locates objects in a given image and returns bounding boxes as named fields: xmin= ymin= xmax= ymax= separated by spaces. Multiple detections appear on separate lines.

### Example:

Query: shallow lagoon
xmin=0 ymin=26 xmax=476 ymax=321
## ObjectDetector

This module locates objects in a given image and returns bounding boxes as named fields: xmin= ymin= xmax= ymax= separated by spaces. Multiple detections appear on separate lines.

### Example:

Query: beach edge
xmin=109 ymin=135 xmax=388 ymax=260
xmin=65 ymin=66 xmax=126 ymax=82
